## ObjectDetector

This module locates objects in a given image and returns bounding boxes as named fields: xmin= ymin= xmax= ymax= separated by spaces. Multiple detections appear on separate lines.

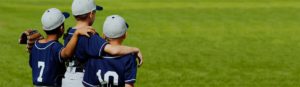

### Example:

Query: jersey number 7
xmin=37 ymin=61 xmax=45 ymax=82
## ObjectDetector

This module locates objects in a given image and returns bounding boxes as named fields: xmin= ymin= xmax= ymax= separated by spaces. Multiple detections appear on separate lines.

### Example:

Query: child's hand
xmin=136 ymin=49 xmax=143 ymax=67
xmin=75 ymin=26 xmax=96 ymax=37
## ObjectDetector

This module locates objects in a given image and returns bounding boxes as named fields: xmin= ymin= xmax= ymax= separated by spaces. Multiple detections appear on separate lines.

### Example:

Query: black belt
xmin=75 ymin=67 xmax=84 ymax=72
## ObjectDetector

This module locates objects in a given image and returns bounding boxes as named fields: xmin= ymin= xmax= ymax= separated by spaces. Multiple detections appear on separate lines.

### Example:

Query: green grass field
xmin=1 ymin=0 xmax=300 ymax=86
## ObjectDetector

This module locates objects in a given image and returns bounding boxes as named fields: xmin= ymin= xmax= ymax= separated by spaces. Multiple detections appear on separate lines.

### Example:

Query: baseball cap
xmin=72 ymin=0 xmax=103 ymax=16
xmin=41 ymin=8 xmax=70 ymax=31
xmin=103 ymin=15 xmax=129 ymax=38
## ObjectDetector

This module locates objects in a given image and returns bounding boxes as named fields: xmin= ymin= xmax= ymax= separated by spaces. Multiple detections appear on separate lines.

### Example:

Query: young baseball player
xmin=29 ymin=8 xmax=95 ymax=86
xmin=83 ymin=15 xmax=138 ymax=87
xmin=62 ymin=0 xmax=143 ymax=87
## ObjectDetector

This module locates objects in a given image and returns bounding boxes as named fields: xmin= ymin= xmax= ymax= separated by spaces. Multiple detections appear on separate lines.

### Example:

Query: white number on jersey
xmin=97 ymin=70 xmax=119 ymax=86
xmin=37 ymin=61 xmax=45 ymax=82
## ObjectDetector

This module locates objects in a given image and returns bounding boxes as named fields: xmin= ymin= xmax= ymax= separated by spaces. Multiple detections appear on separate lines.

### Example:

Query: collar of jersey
xmin=34 ymin=40 xmax=57 ymax=50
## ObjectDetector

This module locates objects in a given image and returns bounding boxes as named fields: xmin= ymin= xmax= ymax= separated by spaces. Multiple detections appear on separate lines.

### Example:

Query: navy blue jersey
xmin=82 ymin=53 xmax=137 ymax=87
xmin=29 ymin=40 xmax=66 ymax=86
xmin=63 ymin=28 xmax=107 ymax=66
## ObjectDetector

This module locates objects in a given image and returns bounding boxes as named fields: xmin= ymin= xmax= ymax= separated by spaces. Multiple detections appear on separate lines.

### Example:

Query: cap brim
xmin=96 ymin=5 xmax=103 ymax=11
xmin=125 ymin=22 xmax=129 ymax=29
xmin=62 ymin=12 xmax=70 ymax=19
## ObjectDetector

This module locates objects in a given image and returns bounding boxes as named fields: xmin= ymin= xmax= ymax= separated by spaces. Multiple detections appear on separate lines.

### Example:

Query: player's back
xmin=30 ymin=40 xmax=66 ymax=86
xmin=83 ymin=53 xmax=137 ymax=87
xmin=62 ymin=27 xmax=108 ymax=87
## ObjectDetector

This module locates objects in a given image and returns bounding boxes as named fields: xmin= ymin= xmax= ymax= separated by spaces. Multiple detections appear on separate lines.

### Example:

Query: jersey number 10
xmin=97 ymin=70 xmax=119 ymax=86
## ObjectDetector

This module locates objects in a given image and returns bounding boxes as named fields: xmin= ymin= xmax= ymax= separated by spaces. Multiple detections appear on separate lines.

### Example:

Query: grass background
xmin=1 ymin=0 xmax=300 ymax=86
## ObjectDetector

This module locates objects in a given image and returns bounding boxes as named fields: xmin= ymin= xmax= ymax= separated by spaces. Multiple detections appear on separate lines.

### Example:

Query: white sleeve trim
xmin=125 ymin=79 xmax=136 ymax=83
xmin=98 ymin=42 xmax=107 ymax=57
xmin=68 ymin=33 xmax=74 ymax=35
xmin=58 ymin=47 xmax=64 ymax=63
xmin=82 ymin=80 xmax=98 ymax=87
xmin=103 ymin=56 xmax=120 ymax=59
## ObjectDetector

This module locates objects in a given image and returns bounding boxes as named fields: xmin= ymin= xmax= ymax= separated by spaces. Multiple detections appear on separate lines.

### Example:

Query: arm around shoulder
xmin=125 ymin=84 xmax=134 ymax=87
xmin=104 ymin=44 xmax=139 ymax=56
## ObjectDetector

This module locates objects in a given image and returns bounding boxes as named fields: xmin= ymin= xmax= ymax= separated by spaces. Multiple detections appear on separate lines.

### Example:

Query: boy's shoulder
xmin=66 ymin=27 xmax=103 ymax=41
xmin=78 ymin=33 xmax=104 ymax=43
xmin=81 ymin=33 xmax=101 ymax=38
xmin=124 ymin=53 xmax=136 ymax=59
xmin=110 ymin=53 xmax=136 ymax=62
xmin=30 ymin=40 xmax=63 ymax=58
xmin=33 ymin=40 xmax=61 ymax=49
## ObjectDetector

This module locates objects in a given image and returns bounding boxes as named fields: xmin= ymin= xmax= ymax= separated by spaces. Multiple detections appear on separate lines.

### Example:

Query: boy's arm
xmin=104 ymin=44 xmax=139 ymax=55
xmin=104 ymin=44 xmax=143 ymax=66
xmin=125 ymin=84 xmax=134 ymax=87
xmin=60 ymin=27 xmax=95 ymax=58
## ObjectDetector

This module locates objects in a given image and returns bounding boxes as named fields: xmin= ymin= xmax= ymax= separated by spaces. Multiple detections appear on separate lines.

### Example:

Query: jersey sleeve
xmin=125 ymin=54 xmax=138 ymax=84
xmin=84 ymin=34 xmax=107 ymax=58
xmin=29 ymin=54 xmax=33 ymax=68
xmin=52 ymin=43 xmax=64 ymax=63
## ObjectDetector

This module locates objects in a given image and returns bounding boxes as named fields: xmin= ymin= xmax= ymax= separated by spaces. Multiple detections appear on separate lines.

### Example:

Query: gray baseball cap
xmin=72 ymin=0 xmax=103 ymax=16
xmin=103 ymin=15 xmax=129 ymax=38
xmin=41 ymin=8 xmax=70 ymax=31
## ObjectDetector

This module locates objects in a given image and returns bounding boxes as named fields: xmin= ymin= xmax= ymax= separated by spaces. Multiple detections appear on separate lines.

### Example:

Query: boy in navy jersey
xmin=62 ymin=0 xmax=142 ymax=86
xmin=29 ymin=8 xmax=95 ymax=86
xmin=83 ymin=15 xmax=137 ymax=87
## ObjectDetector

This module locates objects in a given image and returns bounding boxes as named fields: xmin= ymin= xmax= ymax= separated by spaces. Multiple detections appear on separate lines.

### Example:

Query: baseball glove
xmin=19 ymin=29 xmax=44 ymax=52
